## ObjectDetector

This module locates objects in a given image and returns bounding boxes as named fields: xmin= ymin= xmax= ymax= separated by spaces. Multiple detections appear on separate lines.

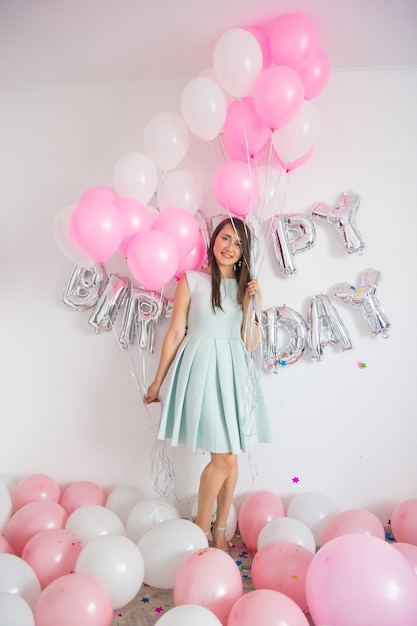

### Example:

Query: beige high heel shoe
xmin=211 ymin=524 xmax=233 ymax=551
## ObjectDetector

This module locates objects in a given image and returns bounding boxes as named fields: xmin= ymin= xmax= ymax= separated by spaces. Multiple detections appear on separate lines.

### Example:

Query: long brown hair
xmin=207 ymin=217 xmax=252 ymax=312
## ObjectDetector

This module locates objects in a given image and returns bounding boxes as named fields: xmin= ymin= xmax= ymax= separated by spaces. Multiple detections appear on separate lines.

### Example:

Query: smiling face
xmin=212 ymin=222 xmax=242 ymax=276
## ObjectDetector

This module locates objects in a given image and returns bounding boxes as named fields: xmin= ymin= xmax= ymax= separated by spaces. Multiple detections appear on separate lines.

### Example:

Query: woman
xmin=145 ymin=217 xmax=270 ymax=549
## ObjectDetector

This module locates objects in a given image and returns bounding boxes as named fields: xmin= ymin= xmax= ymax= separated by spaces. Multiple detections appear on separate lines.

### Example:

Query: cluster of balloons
xmin=54 ymin=184 xmax=206 ymax=292
xmin=54 ymin=12 xmax=332 ymax=293
xmin=181 ymin=13 xmax=330 ymax=218
xmin=234 ymin=490 xmax=417 ymax=626
xmin=2 ymin=475 xmax=417 ymax=625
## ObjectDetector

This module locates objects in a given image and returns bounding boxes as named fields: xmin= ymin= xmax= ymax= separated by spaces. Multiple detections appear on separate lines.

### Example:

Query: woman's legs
xmin=194 ymin=452 xmax=238 ymax=548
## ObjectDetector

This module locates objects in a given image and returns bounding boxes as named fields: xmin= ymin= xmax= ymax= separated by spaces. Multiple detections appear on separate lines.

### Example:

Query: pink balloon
xmin=0 ymin=535 xmax=15 ymax=554
xmin=393 ymin=542 xmax=417 ymax=576
xmin=322 ymin=508 xmax=385 ymax=544
xmin=60 ymin=481 xmax=105 ymax=516
xmin=245 ymin=26 xmax=271 ymax=71
xmin=3 ymin=501 xmax=68 ymax=555
xmin=391 ymin=499 xmax=417 ymax=545
xmin=113 ymin=196 xmax=152 ymax=257
xmin=174 ymin=235 xmax=207 ymax=280
xmin=252 ymin=65 xmax=305 ymax=130
xmin=251 ymin=540 xmax=313 ymax=611
xmin=238 ymin=491 xmax=285 ymax=553
xmin=70 ymin=199 xmax=124 ymax=263
xmin=298 ymin=48 xmax=331 ymax=100
xmin=22 ymin=528 xmax=83 ymax=588
xmin=33 ymin=573 xmax=113 ymax=626
xmin=222 ymin=97 xmax=270 ymax=160
xmin=174 ymin=547 xmax=242 ymax=625
xmin=127 ymin=230 xmax=179 ymax=291
xmin=306 ymin=534 xmax=417 ymax=626
xmin=212 ymin=160 xmax=259 ymax=217
xmin=228 ymin=589 xmax=309 ymax=626
xmin=152 ymin=207 xmax=200 ymax=258
xmin=269 ymin=13 xmax=319 ymax=71
xmin=78 ymin=186 xmax=119 ymax=204
xmin=12 ymin=474 xmax=61 ymax=512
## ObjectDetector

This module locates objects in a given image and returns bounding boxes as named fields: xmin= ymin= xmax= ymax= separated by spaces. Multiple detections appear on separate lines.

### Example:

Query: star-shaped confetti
xmin=292 ymin=476 xmax=300 ymax=483
xmin=154 ymin=607 xmax=164 ymax=615
xmin=357 ymin=361 xmax=367 ymax=369
xmin=279 ymin=359 xmax=287 ymax=366
xmin=141 ymin=597 xmax=150 ymax=604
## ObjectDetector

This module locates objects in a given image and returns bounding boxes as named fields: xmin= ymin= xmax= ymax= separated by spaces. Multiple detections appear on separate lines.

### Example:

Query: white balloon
xmin=75 ymin=534 xmax=144 ymax=609
xmin=113 ymin=152 xmax=158 ymax=204
xmin=105 ymin=485 xmax=144 ymax=526
xmin=213 ymin=28 xmax=263 ymax=98
xmin=0 ymin=554 xmax=41 ymax=608
xmin=157 ymin=604 xmax=223 ymax=625
xmin=53 ymin=205 xmax=95 ymax=267
xmin=138 ymin=518 xmax=209 ymax=589
xmin=144 ymin=111 xmax=189 ymax=172
xmin=157 ymin=169 xmax=202 ymax=214
xmin=0 ymin=480 xmax=12 ymax=533
xmin=0 ymin=592 xmax=35 ymax=626
xmin=257 ymin=517 xmax=316 ymax=555
xmin=180 ymin=77 xmax=227 ymax=141
xmin=287 ymin=493 xmax=340 ymax=546
xmin=273 ymin=100 xmax=320 ymax=164
xmin=66 ymin=505 xmax=125 ymax=544
xmin=127 ymin=498 xmax=180 ymax=543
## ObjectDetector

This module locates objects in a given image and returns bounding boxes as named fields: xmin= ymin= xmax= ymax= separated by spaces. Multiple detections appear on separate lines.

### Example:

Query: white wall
xmin=0 ymin=67 xmax=416 ymax=522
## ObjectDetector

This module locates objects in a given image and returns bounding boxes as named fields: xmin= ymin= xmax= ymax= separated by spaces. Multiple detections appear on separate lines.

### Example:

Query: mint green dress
xmin=157 ymin=271 xmax=271 ymax=453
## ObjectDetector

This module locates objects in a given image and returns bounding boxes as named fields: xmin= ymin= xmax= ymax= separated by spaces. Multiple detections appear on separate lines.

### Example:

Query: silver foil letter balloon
xmin=307 ymin=294 xmax=352 ymax=361
xmin=262 ymin=306 xmax=307 ymax=372
xmin=270 ymin=214 xmax=316 ymax=276
xmin=119 ymin=288 xmax=166 ymax=353
xmin=62 ymin=263 xmax=108 ymax=310
xmin=311 ymin=191 xmax=365 ymax=255
xmin=88 ymin=274 xmax=131 ymax=333
xmin=332 ymin=268 xmax=391 ymax=337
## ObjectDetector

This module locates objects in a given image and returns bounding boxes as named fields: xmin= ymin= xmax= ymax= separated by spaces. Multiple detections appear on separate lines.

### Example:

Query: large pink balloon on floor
xmin=393 ymin=542 xmax=417 ymax=576
xmin=127 ymin=229 xmax=179 ymax=291
xmin=174 ymin=547 xmax=242 ymax=625
xmin=3 ymin=501 xmax=68 ymax=555
xmin=238 ymin=490 xmax=285 ymax=552
xmin=212 ymin=160 xmax=259 ymax=217
xmin=70 ymin=199 xmax=124 ymax=262
xmin=322 ymin=508 xmax=385 ymax=544
xmin=252 ymin=540 xmax=313 ymax=612
xmin=12 ymin=474 xmax=61 ymax=512
xmin=269 ymin=13 xmax=318 ymax=71
xmin=22 ymin=528 xmax=83 ymax=588
xmin=252 ymin=65 xmax=305 ymax=130
xmin=306 ymin=534 xmax=417 ymax=626
xmin=228 ymin=589 xmax=309 ymax=626
xmin=152 ymin=207 xmax=200 ymax=258
xmin=33 ymin=573 xmax=113 ymax=626
xmin=391 ymin=499 xmax=417 ymax=545
xmin=298 ymin=48 xmax=331 ymax=100
xmin=113 ymin=196 xmax=152 ymax=257
xmin=60 ymin=481 xmax=105 ymax=516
